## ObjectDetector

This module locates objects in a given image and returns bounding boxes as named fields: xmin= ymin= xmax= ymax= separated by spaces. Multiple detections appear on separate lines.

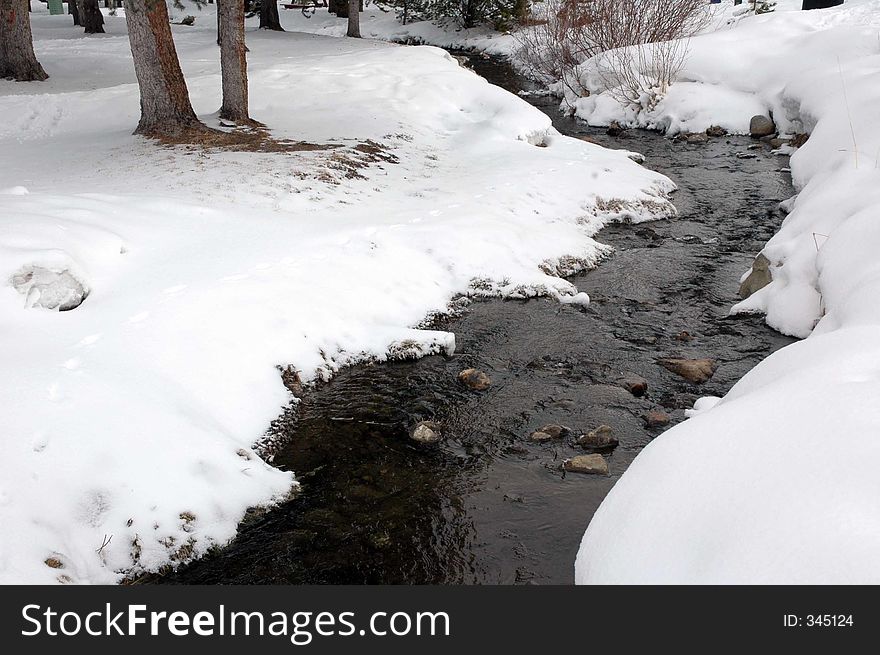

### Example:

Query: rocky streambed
xmin=159 ymin=55 xmax=795 ymax=585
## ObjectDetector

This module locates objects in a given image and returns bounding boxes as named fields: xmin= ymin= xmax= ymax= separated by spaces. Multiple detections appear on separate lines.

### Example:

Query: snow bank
xmin=1 ymin=13 xmax=673 ymax=583
xmin=577 ymin=1 xmax=880 ymax=583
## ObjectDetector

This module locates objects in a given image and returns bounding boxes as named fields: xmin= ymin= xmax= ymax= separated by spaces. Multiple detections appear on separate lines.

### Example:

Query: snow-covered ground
xmin=575 ymin=1 xmax=880 ymax=583
xmin=0 ymin=7 xmax=675 ymax=583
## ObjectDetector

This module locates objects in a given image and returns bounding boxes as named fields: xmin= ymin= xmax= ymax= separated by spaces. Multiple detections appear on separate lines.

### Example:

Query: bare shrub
xmin=517 ymin=0 xmax=712 ymax=108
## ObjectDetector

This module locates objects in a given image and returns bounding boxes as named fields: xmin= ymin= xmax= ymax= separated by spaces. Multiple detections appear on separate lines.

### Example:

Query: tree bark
xmin=259 ymin=0 xmax=283 ymax=30
xmin=346 ymin=0 xmax=359 ymax=37
xmin=218 ymin=0 xmax=249 ymax=122
xmin=123 ymin=0 xmax=205 ymax=137
xmin=81 ymin=0 xmax=104 ymax=33
xmin=69 ymin=0 xmax=81 ymax=25
xmin=0 ymin=0 xmax=48 ymax=81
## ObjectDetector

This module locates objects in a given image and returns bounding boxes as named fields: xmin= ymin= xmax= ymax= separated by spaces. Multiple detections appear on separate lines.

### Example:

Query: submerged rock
xmin=738 ymin=253 xmax=772 ymax=299
xmin=564 ymin=454 xmax=609 ymax=475
xmin=606 ymin=121 xmax=626 ymax=137
xmin=11 ymin=266 xmax=87 ymax=311
xmin=577 ymin=425 xmax=618 ymax=451
xmin=657 ymin=357 xmax=717 ymax=384
xmin=683 ymin=132 xmax=709 ymax=144
xmin=530 ymin=424 xmax=571 ymax=441
xmin=458 ymin=368 xmax=491 ymax=391
xmin=749 ymin=115 xmax=776 ymax=137
xmin=411 ymin=421 xmax=442 ymax=444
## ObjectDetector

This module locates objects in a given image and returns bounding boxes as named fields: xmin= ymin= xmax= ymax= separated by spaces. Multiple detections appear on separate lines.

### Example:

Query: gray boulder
xmin=739 ymin=253 xmax=772 ymax=299
xmin=749 ymin=115 xmax=776 ymax=137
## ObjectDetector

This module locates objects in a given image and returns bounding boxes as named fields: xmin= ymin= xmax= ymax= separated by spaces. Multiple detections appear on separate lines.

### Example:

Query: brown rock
xmin=674 ymin=331 xmax=693 ymax=342
xmin=45 ymin=557 xmax=64 ymax=569
xmin=789 ymin=133 xmax=809 ymax=148
xmin=530 ymin=424 xmax=571 ymax=441
xmin=618 ymin=374 xmax=648 ymax=397
xmin=458 ymin=368 xmax=491 ymax=390
xmin=706 ymin=125 xmax=727 ymax=137
xmin=684 ymin=132 xmax=709 ymax=144
xmin=577 ymin=425 xmax=619 ymax=450
xmin=657 ymin=358 xmax=717 ymax=384
xmin=606 ymin=121 xmax=626 ymax=137
xmin=563 ymin=454 xmax=609 ymax=475
xmin=644 ymin=410 xmax=671 ymax=428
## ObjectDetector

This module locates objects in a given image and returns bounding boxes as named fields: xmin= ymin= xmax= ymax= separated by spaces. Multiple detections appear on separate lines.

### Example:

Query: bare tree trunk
xmin=123 ymin=0 xmax=205 ymax=137
xmin=0 ymin=0 xmax=48 ymax=81
xmin=82 ymin=0 xmax=105 ymax=33
xmin=259 ymin=0 xmax=283 ymax=30
xmin=69 ymin=0 xmax=81 ymax=25
xmin=346 ymin=0 xmax=359 ymax=37
xmin=218 ymin=0 xmax=249 ymax=122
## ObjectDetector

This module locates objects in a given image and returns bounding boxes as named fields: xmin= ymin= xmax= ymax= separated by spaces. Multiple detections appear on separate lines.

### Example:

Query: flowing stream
xmin=160 ymin=54 xmax=795 ymax=585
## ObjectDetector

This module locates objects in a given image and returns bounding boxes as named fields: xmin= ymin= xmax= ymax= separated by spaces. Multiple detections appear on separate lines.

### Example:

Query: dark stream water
xmin=160 ymin=55 xmax=795 ymax=585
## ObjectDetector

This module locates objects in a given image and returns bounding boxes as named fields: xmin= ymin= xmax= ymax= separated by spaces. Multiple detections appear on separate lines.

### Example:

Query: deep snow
xmin=0 ymin=8 xmax=674 ymax=583
xmin=575 ymin=0 xmax=880 ymax=583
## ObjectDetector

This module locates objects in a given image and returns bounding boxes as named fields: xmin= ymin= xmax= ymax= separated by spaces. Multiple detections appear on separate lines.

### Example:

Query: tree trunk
xmin=81 ymin=0 xmax=104 ymax=33
xmin=218 ymin=0 xmax=249 ymax=122
xmin=0 ymin=0 xmax=48 ymax=81
xmin=346 ymin=0 xmax=359 ymax=37
xmin=259 ymin=0 xmax=283 ymax=30
xmin=69 ymin=0 xmax=81 ymax=25
xmin=123 ymin=0 xmax=205 ymax=137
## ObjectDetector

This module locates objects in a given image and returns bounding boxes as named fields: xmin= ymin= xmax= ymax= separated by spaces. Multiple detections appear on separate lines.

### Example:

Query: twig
xmin=838 ymin=56 xmax=859 ymax=168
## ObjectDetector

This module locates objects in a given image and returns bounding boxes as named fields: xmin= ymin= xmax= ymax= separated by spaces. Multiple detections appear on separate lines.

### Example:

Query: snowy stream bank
xmin=0 ymin=12 xmax=673 ymax=584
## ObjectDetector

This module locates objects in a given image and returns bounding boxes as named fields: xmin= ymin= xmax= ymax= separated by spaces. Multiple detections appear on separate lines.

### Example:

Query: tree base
xmin=0 ymin=65 xmax=48 ymax=82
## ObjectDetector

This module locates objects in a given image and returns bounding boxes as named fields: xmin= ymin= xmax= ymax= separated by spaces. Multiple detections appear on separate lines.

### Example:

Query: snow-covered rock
xmin=11 ymin=265 xmax=88 ymax=311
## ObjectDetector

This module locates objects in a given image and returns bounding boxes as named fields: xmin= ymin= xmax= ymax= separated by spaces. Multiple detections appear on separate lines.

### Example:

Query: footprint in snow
xmin=77 ymin=333 xmax=102 ymax=347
